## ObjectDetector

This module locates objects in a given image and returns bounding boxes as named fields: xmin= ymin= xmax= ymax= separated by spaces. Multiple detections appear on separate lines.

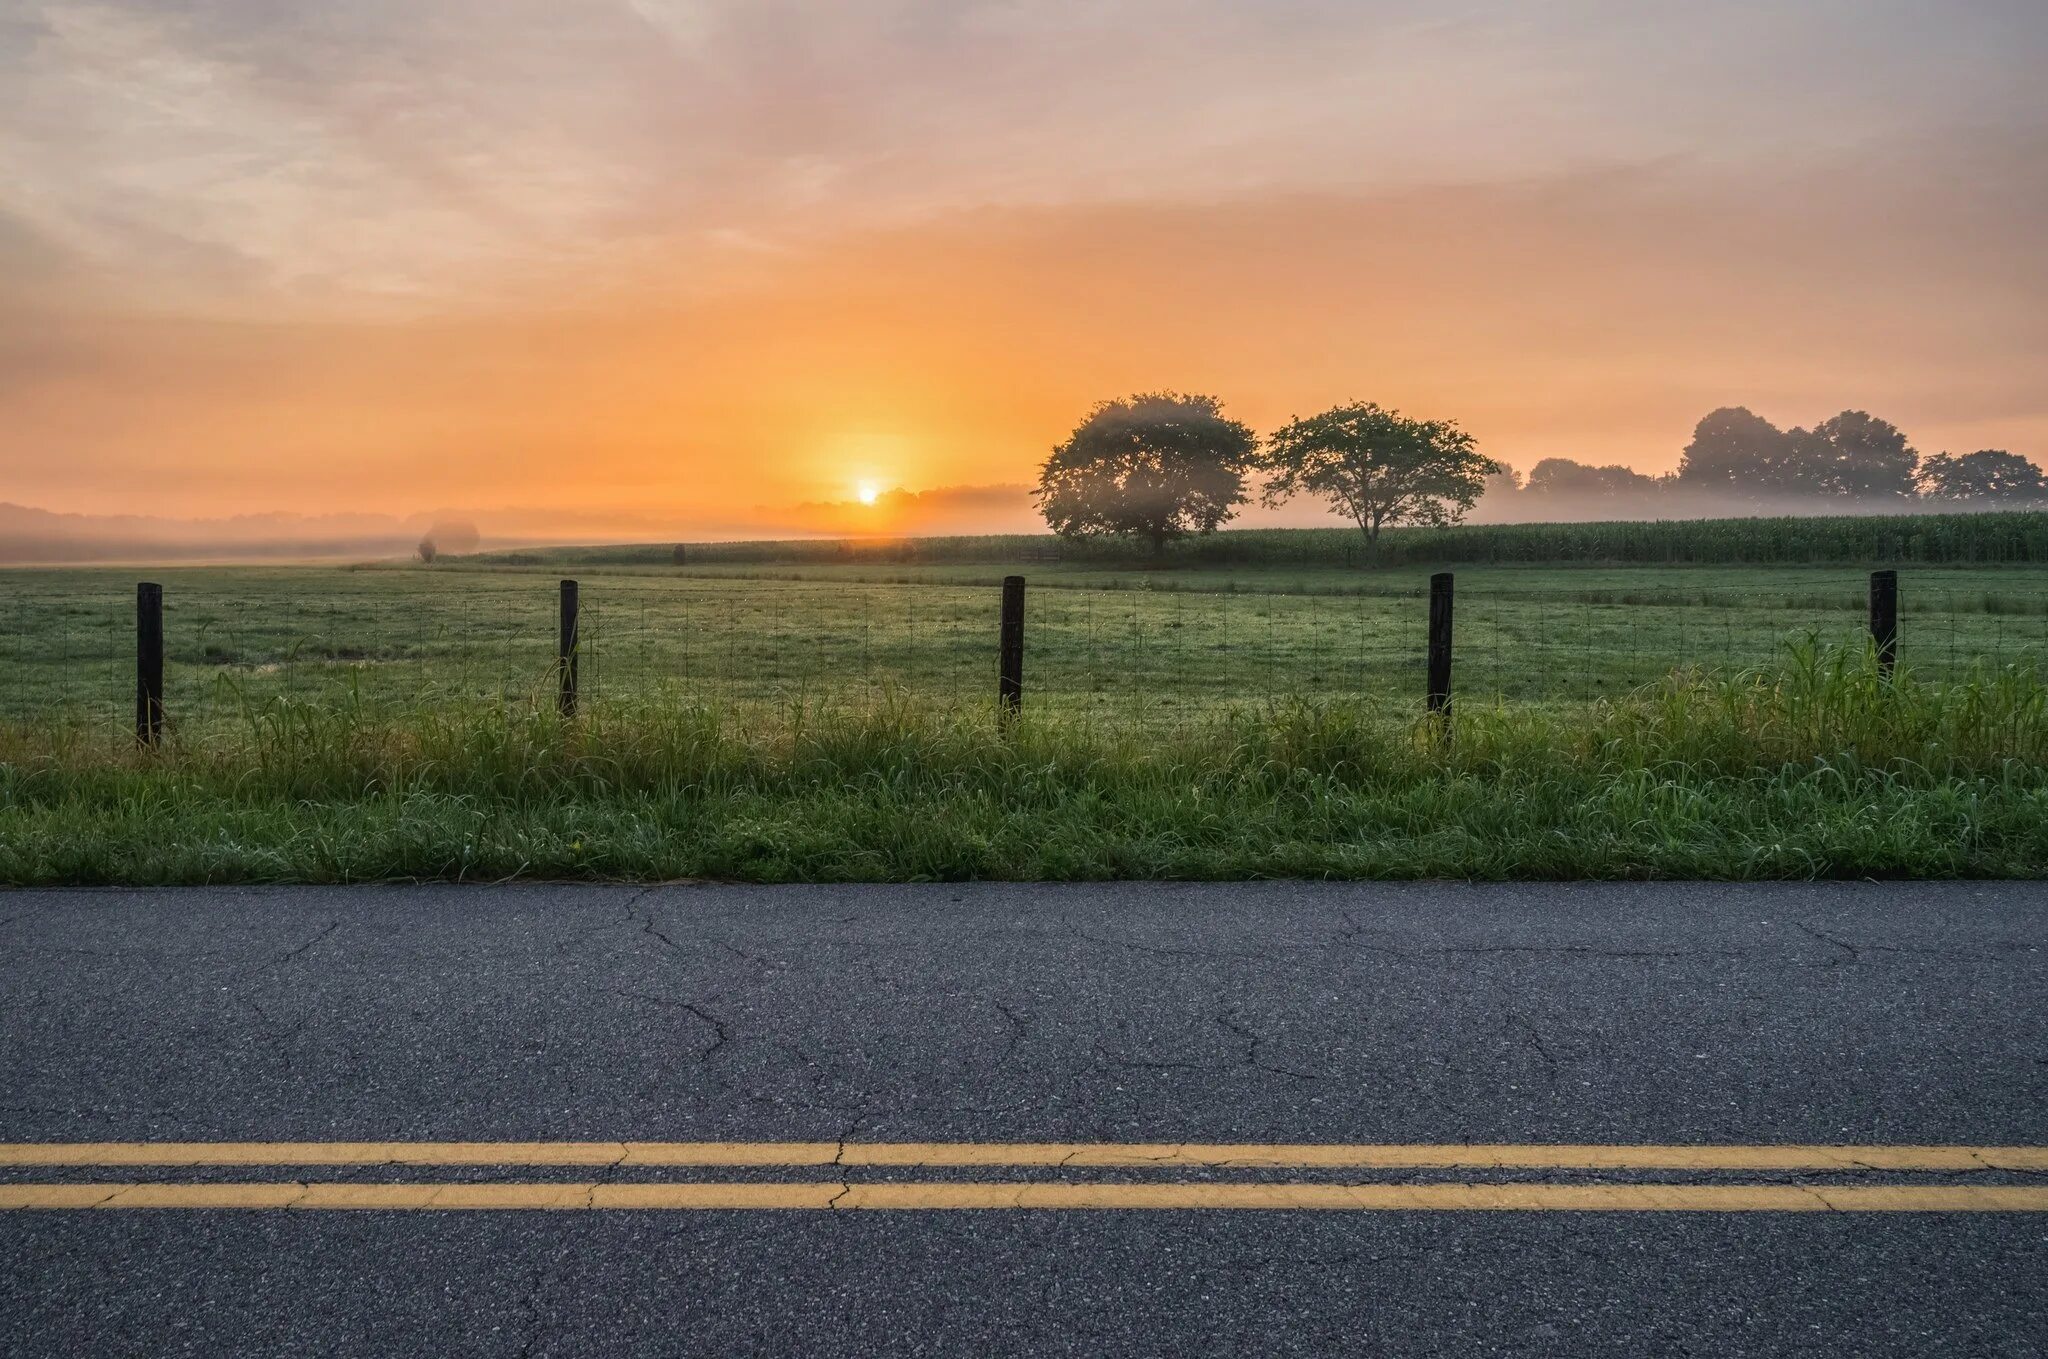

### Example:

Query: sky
xmin=3 ymin=0 xmax=2046 ymax=543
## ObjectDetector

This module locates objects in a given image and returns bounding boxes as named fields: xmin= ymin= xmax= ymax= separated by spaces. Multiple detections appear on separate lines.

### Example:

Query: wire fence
xmin=5 ymin=568 xmax=2047 ymax=742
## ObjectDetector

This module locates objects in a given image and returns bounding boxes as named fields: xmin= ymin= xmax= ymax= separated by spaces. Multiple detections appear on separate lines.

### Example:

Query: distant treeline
xmin=1490 ymin=407 xmax=2047 ymax=517
xmin=467 ymin=509 xmax=2048 ymax=571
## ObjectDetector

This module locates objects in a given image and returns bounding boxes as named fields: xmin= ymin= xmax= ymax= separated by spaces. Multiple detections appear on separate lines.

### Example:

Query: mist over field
xmin=0 ymin=503 xmax=487 ymax=564
xmin=6 ymin=484 xmax=2040 ymax=565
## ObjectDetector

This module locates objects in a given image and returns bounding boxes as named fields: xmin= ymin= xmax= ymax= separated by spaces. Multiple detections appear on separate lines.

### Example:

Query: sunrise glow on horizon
xmin=3 ymin=2 xmax=2044 ymax=545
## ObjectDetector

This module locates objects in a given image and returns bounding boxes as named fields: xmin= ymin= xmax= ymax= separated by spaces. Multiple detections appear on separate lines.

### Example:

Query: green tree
xmin=1034 ymin=393 xmax=1257 ymax=553
xmin=1675 ymin=406 xmax=1795 ymax=492
xmin=1918 ymin=449 xmax=2048 ymax=502
xmin=1787 ymin=410 xmax=1919 ymax=499
xmin=1524 ymin=458 xmax=1662 ymax=498
xmin=1260 ymin=402 xmax=1498 ymax=560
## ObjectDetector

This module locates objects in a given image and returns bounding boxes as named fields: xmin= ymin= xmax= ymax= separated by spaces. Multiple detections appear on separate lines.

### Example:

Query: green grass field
xmin=5 ymin=557 xmax=2046 ymax=737
xmin=5 ymin=518 xmax=2047 ymax=883
xmin=2 ymin=646 xmax=2044 ymax=883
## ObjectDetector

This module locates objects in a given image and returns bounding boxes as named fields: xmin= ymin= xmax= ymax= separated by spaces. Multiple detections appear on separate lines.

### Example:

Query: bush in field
xmin=1035 ymin=393 xmax=1258 ymax=554
xmin=1261 ymin=402 xmax=1498 ymax=560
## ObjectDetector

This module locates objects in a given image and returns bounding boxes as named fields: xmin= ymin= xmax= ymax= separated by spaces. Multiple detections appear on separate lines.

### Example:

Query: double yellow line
xmin=3 ymin=1142 xmax=2045 ymax=1212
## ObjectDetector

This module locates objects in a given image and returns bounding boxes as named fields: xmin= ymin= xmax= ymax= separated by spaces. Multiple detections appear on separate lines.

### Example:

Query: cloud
xmin=1 ymin=3 xmax=2044 ymax=525
xmin=5 ymin=1 xmax=2044 ymax=307
xmin=2 ymin=142 xmax=2045 ymax=525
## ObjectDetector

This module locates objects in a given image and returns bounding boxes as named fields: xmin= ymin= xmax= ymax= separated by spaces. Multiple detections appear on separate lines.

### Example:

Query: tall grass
xmin=464 ymin=510 xmax=2048 ymax=571
xmin=2 ymin=645 xmax=2043 ymax=883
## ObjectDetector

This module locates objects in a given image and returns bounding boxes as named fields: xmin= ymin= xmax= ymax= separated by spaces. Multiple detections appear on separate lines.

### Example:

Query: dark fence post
xmin=135 ymin=582 xmax=163 ymax=748
xmin=1869 ymin=569 xmax=1898 ymax=678
xmin=1426 ymin=572 xmax=1454 ymax=724
xmin=558 ymin=579 xmax=579 ymax=718
xmin=998 ymin=575 xmax=1025 ymax=718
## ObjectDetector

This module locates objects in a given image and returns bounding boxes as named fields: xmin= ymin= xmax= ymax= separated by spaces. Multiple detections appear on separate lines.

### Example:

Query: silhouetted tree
xmin=1524 ymin=458 xmax=1661 ymax=498
xmin=1035 ymin=393 xmax=1257 ymax=553
xmin=416 ymin=537 xmax=437 ymax=563
xmin=1261 ymin=402 xmax=1498 ymax=561
xmin=1675 ymin=407 xmax=1795 ymax=493
xmin=1918 ymin=449 xmax=2048 ymax=502
xmin=422 ymin=519 xmax=479 ymax=554
xmin=1481 ymin=462 xmax=1523 ymax=504
xmin=672 ymin=543 xmax=689 ymax=565
xmin=1786 ymin=410 xmax=1919 ymax=499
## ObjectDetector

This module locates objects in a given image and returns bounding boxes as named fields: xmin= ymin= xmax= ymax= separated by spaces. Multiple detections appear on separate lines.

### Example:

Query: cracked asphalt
xmin=2 ymin=880 xmax=2045 ymax=1356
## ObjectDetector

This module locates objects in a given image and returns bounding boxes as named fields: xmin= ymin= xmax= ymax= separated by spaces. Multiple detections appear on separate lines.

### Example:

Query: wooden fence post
xmin=1426 ymin=572 xmax=1454 ymax=725
xmin=1869 ymin=569 xmax=1898 ymax=678
xmin=135 ymin=582 xmax=163 ymax=748
xmin=558 ymin=579 xmax=579 ymax=718
xmin=998 ymin=575 xmax=1025 ymax=717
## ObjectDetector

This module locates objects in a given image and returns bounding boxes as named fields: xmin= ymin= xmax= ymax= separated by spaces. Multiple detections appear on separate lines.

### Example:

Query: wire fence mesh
xmin=4 ymin=567 xmax=2046 ymax=741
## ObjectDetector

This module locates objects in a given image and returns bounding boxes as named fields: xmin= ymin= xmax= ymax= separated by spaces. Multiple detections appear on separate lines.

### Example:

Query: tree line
xmin=1499 ymin=406 xmax=2046 ymax=508
xmin=1034 ymin=395 xmax=2047 ymax=557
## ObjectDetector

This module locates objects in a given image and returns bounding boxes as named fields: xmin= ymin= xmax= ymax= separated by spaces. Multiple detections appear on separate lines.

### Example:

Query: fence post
xmin=1868 ymin=569 xmax=1898 ymax=678
xmin=135 ymin=582 xmax=164 ymax=748
xmin=998 ymin=575 xmax=1025 ymax=718
xmin=1426 ymin=572 xmax=1454 ymax=725
xmin=558 ymin=579 xmax=579 ymax=718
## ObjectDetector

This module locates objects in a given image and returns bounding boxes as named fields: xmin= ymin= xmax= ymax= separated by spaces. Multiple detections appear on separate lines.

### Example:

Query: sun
xmin=856 ymin=481 xmax=880 ymax=506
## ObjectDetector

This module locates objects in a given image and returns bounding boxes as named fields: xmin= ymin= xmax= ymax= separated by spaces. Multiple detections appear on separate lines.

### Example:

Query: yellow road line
xmin=3 ymin=1182 xmax=2046 ymax=1211
xmin=2 ymin=1142 xmax=2044 ymax=1171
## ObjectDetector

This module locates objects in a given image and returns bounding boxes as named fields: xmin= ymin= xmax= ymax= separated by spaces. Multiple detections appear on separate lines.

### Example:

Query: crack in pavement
xmin=550 ymin=896 xmax=641 ymax=958
xmin=1067 ymin=921 xmax=1264 ymax=962
xmin=824 ymin=1088 xmax=878 ymax=1210
xmin=1090 ymin=1010 xmax=1322 ymax=1084
xmin=621 ymin=887 xmax=688 ymax=957
xmin=1214 ymin=1008 xmax=1322 ymax=1082
xmin=1506 ymin=1011 xmax=1562 ymax=1084
xmin=272 ymin=920 xmax=342 ymax=969
xmin=1328 ymin=915 xmax=1720 ymax=963
xmin=994 ymin=1002 xmax=1030 ymax=1061
xmin=1794 ymin=922 xmax=1863 ymax=967
xmin=218 ymin=919 xmax=343 ymax=989
xmin=677 ymin=1002 xmax=732 ymax=1062
xmin=1792 ymin=920 xmax=2027 ymax=965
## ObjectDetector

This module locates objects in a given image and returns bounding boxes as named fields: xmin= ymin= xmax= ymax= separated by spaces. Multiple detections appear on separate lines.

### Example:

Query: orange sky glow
xmin=3 ymin=2 xmax=2044 ymax=544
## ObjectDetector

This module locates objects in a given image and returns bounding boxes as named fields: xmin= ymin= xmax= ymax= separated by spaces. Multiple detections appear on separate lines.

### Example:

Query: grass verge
xmin=2 ymin=646 xmax=2043 ymax=884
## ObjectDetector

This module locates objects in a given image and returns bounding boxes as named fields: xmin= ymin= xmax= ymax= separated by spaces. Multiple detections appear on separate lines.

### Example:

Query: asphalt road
xmin=2 ymin=881 xmax=2044 ymax=1356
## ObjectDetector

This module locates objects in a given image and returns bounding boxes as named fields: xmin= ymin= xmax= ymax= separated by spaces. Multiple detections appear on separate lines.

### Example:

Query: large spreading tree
xmin=1787 ymin=410 xmax=1919 ymax=499
xmin=1675 ymin=406 xmax=1796 ymax=492
xmin=1034 ymin=392 xmax=1258 ymax=553
xmin=1260 ymin=402 xmax=1498 ymax=560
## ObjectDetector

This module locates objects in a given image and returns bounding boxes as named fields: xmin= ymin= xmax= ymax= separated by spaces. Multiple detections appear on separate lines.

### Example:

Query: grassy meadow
xmin=2 ymin=645 xmax=2045 ymax=883
xmin=5 ymin=558 xmax=2046 ymax=735
xmin=3 ymin=515 xmax=2047 ymax=882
